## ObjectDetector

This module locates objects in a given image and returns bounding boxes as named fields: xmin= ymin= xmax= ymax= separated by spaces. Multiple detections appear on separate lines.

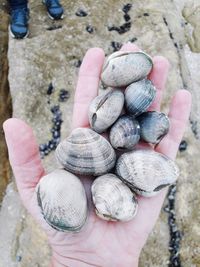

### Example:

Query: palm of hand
xmin=3 ymin=43 xmax=191 ymax=267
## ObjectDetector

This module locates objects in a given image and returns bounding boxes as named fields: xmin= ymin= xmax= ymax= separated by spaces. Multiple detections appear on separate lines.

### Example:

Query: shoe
xmin=10 ymin=7 xmax=29 ymax=39
xmin=43 ymin=0 xmax=64 ymax=20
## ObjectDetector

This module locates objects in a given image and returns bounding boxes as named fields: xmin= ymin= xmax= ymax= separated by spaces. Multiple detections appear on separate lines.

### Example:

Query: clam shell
xmin=116 ymin=149 xmax=179 ymax=197
xmin=109 ymin=115 xmax=140 ymax=150
xmin=88 ymin=89 xmax=124 ymax=133
xmin=101 ymin=51 xmax=153 ymax=87
xmin=138 ymin=111 xmax=170 ymax=144
xmin=56 ymin=128 xmax=116 ymax=176
xmin=125 ymin=79 xmax=156 ymax=116
xmin=91 ymin=174 xmax=138 ymax=221
xmin=37 ymin=169 xmax=87 ymax=232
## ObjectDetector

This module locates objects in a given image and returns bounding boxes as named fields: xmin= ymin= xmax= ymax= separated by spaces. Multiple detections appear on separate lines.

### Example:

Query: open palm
xmin=3 ymin=43 xmax=191 ymax=267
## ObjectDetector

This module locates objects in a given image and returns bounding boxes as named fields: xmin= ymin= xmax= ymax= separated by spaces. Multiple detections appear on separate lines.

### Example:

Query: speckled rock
xmin=0 ymin=0 xmax=200 ymax=266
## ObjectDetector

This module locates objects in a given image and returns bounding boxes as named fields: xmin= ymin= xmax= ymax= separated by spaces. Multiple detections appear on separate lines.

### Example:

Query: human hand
xmin=3 ymin=43 xmax=191 ymax=267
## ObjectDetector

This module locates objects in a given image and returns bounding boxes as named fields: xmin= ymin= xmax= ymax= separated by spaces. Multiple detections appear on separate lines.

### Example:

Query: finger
xmin=72 ymin=48 xmax=105 ymax=129
xmin=124 ymin=90 xmax=191 ymax=247
xmin=148 ymin=56 xmax=170 ymax=111
xmin=120 ymin=42 xmax=140 ymax=52
xmin=3 ymin=118 xmax=45 ymax=206
xmin=156 ymin=89 xmax=192 ymax=159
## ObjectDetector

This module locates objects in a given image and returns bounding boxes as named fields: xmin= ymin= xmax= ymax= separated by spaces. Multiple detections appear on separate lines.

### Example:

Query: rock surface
xmin=0 ymin=1 xmax=12 ymax=203
xmin=0 ymin=0 xmax=200 ymax=266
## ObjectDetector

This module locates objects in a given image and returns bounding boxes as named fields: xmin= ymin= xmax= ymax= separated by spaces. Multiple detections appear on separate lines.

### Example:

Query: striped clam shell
xmin=37 ymin=169 xmax=88 ymax=232
xmin=109 ymin=115 xmax=140 ymax=150
xmin=125 ymin=79 xmax=156 ymax=117
xmin=88 ymin=89 xmax=124 ymax=133
xmin=116 ymin=149 xmax=179 ymax=197
xmin=56 ymin=128 xmax=116 ymax=176
xmin=91 ymin=174 xmax=138 ymax=221
xmin=101 ymin=51 xmax=153 ymax=87
xmin=138 ymin=111 xmax=170 ymax=144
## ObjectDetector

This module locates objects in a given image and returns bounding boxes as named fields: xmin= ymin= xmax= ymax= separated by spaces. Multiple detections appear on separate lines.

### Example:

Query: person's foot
xmin=10 ymin=7 xmax=29 ymax=39
xmin=43 ymin=0 xmax=64 ymax=20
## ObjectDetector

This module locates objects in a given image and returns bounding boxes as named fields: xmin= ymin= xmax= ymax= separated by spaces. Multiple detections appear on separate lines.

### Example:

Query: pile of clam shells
xmin=36 ymin=51 xmax=179 ymax=232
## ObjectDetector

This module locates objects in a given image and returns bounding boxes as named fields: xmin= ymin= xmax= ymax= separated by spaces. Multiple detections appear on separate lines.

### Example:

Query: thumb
xmin=3 ymin=118 xmax=45 ymax=210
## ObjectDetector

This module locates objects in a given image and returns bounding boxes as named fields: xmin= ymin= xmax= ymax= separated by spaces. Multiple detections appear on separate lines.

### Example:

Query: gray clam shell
xmin=109 ymin=115 xmax=140 ymax=150
xmin=125 ymin=79 xmax=156 ymax=116
xmin=91 ymin=174 xmax=138 ymax=221
xmin=101 ymin=51 xmax=153 ymax=87
xmin=56 ymin=128 xmax=116 ymax=176
xmin=138 ymin=111 xmax=170 ymax=144
xmin=88 ymin=89 xmax=124 ymax=133
xmin=37 ymin=169 xmax=88 ymax=232
xmin=116 ymin=149 xmax=179 ymax=197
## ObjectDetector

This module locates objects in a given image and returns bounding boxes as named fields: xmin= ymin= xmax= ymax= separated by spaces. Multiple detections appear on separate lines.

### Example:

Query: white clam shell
xmin=37 ymin=169 xmax=88 ymax=232
xmin=88 ymin=89 xmax=124 ymax=133
xmin=109 ymin=115 xmax=140 ymax=150
xmin=125 ymin=79 xmax=156 ymax=116
xmin=91 ymin=174 xmax=138 ymax=221
xmin=116 ymin=149 xmax=179 ymax=197
xmin=138 ymin=111 xmax=170 ymax=144
xmin=56 ymin=128 xmax=116 ymax=176
xmin=101 ymin=51 xmax=153 ymax=87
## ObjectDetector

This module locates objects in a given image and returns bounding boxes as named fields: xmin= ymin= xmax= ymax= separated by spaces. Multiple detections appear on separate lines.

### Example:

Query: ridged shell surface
xmin=37 ymin=169 xmax=87 ymax=232
xmin=91 ymin=174 xmax=138 ymax=221
xmin=138 ymin=111 xmax=170 ymax=144
xmin=109 ymin=115 xmax=140 ymax=150
xmin=116 ymin=150 xmax=179 ymax=197
xmin=101 ymin=51 xmax=153 ymax=87
xmin=56 ymin=128 xmax=116 ymax=176
xmin=88 ymin=89 xmax=124 ymax=133
xmin=125 ymin=79 xmax=156 ymax=116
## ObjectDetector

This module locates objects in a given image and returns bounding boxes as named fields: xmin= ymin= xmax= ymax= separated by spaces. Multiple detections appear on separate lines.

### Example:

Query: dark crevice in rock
xmin=0 ymin=6 xmax=12 ymax=204
xmin=162 ymin=14 xmax=189 ymax=266
xmin=164 ymin=185 xmax=183 ymax=267
xmin=163 ymin=15 xmax=200 ymax=140
xmin=163 ymin=16 xmax=179 ymax=48
xmin=162 ymin=16 xmax=187 ymax=88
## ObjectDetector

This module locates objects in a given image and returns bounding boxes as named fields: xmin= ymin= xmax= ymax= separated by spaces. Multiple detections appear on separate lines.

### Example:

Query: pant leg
xmin=9 ymin=0 xmax=28 ymax=10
